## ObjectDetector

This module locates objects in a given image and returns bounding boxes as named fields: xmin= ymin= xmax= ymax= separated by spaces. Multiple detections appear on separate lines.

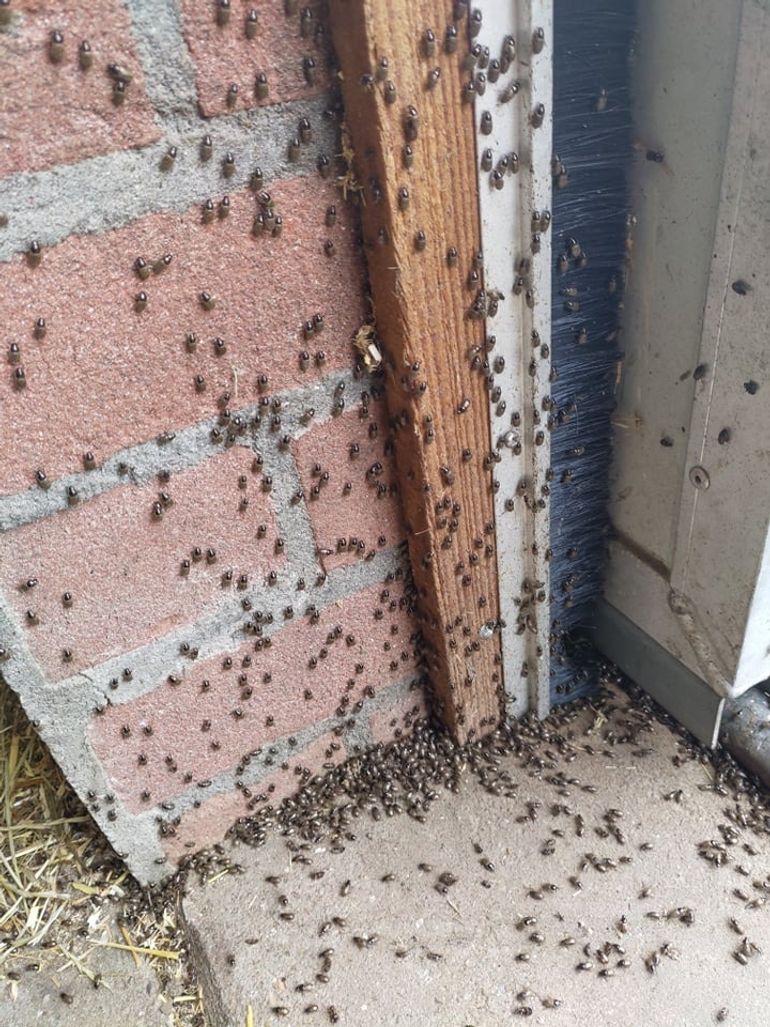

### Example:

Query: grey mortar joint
xmin=1 ymin=548 xmax=411 ymax=885
xmin=256 ymin=440 xmax=321 ymax=582
xmin=0 ymin=365 xmax=360 ymax=531
xmin=100 ymin=807 xmax=169 ymax=883
xmin=0 ymin=594 xmax=167 ymax=875
xmin=0 ymin=96 xmax=336 ymax=263
xmin=0 ymin=415 xmax=229 ymax=531
xmin=48 ymin=544 xmax=406 ymax=707
xmin=123 ymin=0 xmax=200 ymax=122
xmin=339 ymin=674 xmax=415 ymax=754
xmin=245 ymin=368 xmax=363 ymax=581
xmin=0 ymin=495 xmax=410 ymax=888
xmin=344 ymin=673 xmax=425 ymax=752
xmin=154 ymin=676 xmax=417 ymax=827
xmin=0 ymin=355 xmax=398 ymax=720
xmin=0 ymin=0 xmax=391 ymax=882
xmin=156 ymin=717 xmax=337 ymax=825
xmin=1 ymin=551 xmax=414 ymax=886
xmin=48 ymin=720 xmax=167 ymax=876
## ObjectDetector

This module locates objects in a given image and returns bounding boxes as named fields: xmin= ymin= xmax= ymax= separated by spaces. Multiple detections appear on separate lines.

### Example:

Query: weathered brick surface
xmin=0 ymin=0 xmax=159 ymax=176
xmin=293 ymin=401 xmax=406 ymax=572
xmin=369 ymin=691 xmax=429 ymax=745
xmin=0 ymin=446 xmax=283 ymax=680
xmin=162 ymin=730 xmax=346 ymax=862
xmin=0 ymin=177 xmax=364 ymax=497
xmin=0 ymin=0 xmax=427 ymax=882
xmin=180 ymin=0 xmax=329 ymax=118
xmin=89 ymin=580 xmax=419 ymax=812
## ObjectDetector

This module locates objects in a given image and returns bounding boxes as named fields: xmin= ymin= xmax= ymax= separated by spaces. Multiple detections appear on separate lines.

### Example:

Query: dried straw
xmin=0 ymin=681 xmax=203 ymax=1025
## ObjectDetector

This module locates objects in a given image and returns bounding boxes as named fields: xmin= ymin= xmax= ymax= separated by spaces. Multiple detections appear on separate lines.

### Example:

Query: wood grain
xmin=329 ymin=0 xmax=502 ymax=741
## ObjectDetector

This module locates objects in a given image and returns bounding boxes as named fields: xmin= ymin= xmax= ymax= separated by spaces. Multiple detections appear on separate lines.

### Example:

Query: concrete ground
xmin=180 ymin=688 xmax=770 ymax=1027
xmin=1 ymin=945 xmax=173 ymax=1026
xmin=5 ymin=685 xmax=770 ymax=1026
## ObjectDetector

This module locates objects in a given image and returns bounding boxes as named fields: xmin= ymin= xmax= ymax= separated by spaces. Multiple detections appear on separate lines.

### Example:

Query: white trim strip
xmin=473 ymin=0 xmax=553 ymax=717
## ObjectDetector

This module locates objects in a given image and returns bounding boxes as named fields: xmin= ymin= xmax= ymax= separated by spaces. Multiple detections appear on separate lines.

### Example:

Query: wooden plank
xmin=328 ymin=0 xmax=502 ymax=742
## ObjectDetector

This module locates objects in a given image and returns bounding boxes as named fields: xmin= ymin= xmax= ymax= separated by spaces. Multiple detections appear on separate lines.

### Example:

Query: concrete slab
xmin=0 ymin=946 xmax=173 ymax=1027
xmin=181 ymin=687 xmax=770 ymax=1027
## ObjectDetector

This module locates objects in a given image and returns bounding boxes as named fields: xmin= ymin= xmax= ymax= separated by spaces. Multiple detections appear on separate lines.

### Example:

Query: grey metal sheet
xmin=592 ymin=600 xmax=724 ymax=747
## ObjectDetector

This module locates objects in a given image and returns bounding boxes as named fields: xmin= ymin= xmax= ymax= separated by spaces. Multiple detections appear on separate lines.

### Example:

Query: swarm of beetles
xmin=150 ymin=669 xmax=770 ymax=1024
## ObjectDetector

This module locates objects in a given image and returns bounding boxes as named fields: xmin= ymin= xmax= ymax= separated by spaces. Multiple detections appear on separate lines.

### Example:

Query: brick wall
xmin=0 ymin=0 xmax=426 ymax=883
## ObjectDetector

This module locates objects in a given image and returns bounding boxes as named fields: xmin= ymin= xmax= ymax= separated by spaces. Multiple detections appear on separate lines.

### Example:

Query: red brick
xmin=161 ymin=730 xmax=346 ymax=863
xmin=89 ymin=580 xmax=420 ymax=811
xmin=180 ymin=0 xmax=329 ymax=117
xmin=293 ymin=402 xmax=405 ymax=572
xmin=370 ymin=691 xmax=429 ymax=745
xmin=0 ymin=446 xmax=283 ymax=680
xmin=0 ymin=1 xmax=158 ymax=176
xmin=0 ymin=177 xmax=364 ymax=496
